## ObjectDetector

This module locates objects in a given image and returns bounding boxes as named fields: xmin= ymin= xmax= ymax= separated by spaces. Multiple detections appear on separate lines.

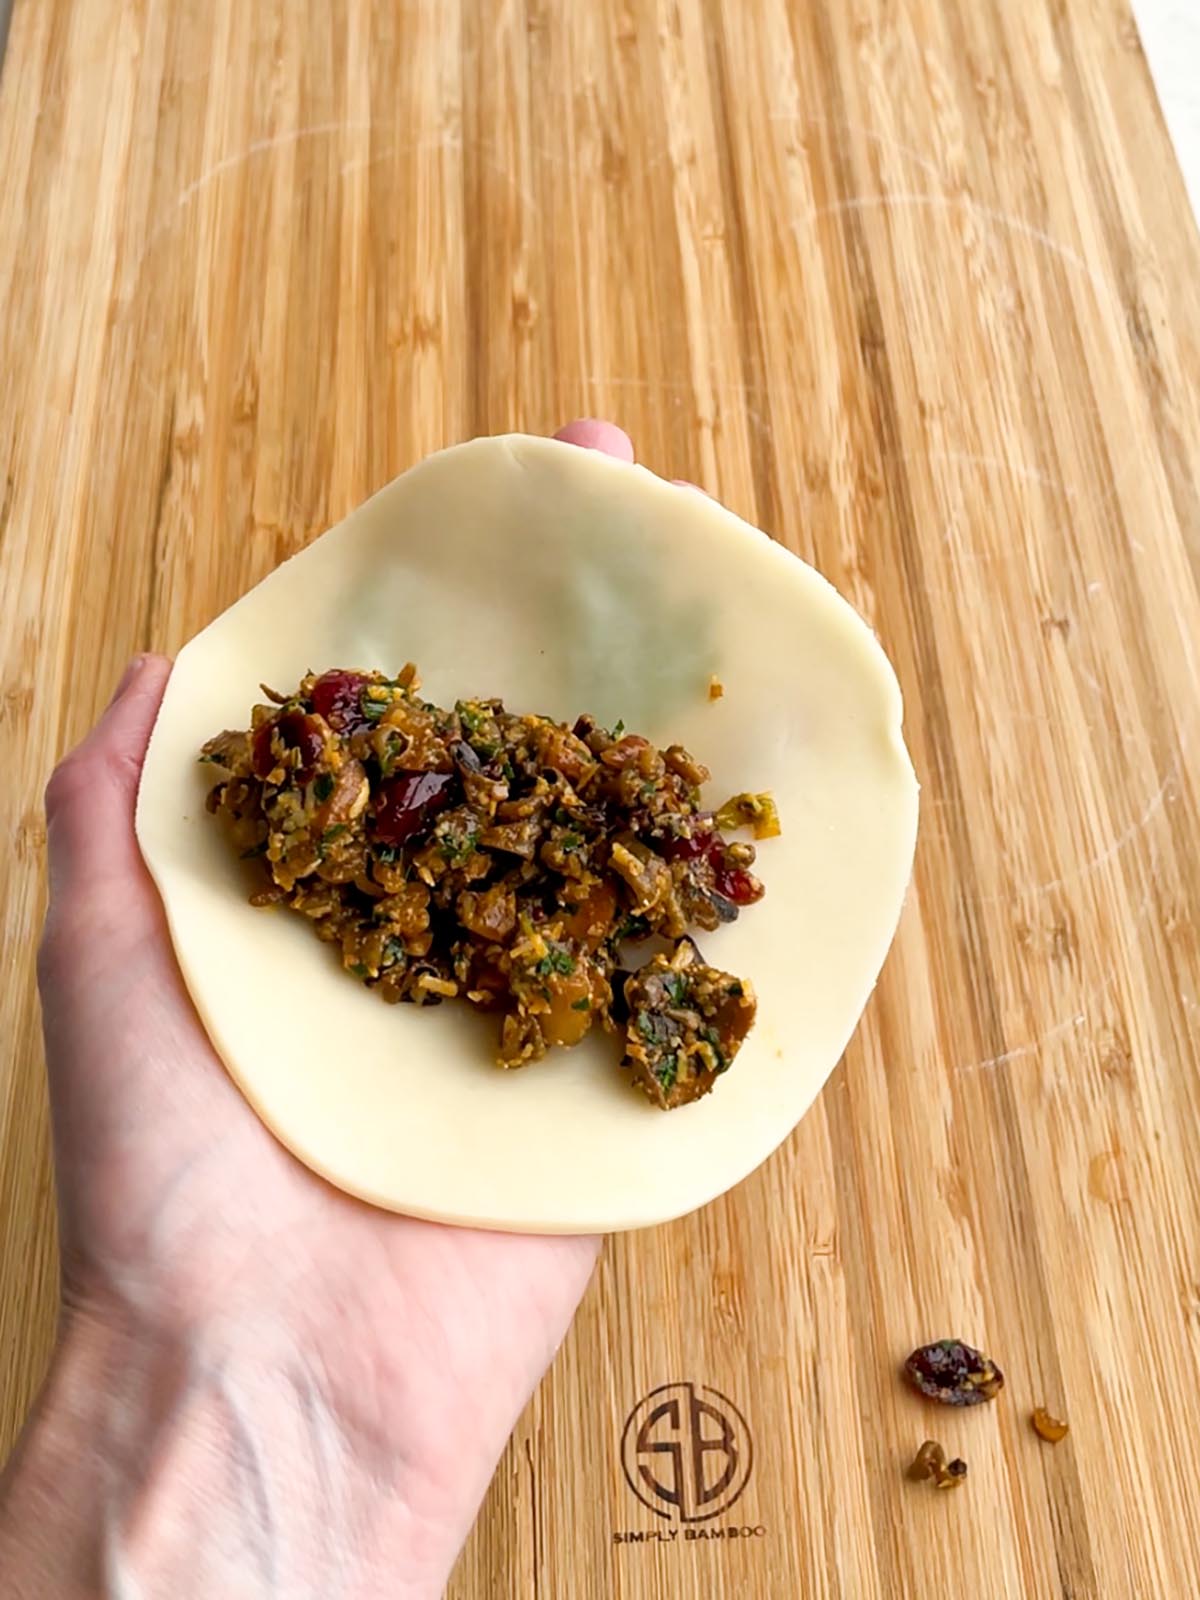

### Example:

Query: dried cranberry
xmin=904 ymin=1340 xmax=1004 ymax=1406
xmin=252 ymin=723 xmax=273 ymax=776
xmin=311 ymin=670 xmax=370 ymax=732
xmin=252 ymin=710 xmax=325 ymax=782
xmin=374 ymin=771 xmax=456 ymax=846
xmin=711 ymin=860 xmax=763 ymax=906
xmin=659 ymin=826 xmax=762 ymax=906
xmin=658 ymin=827 xmax=713 ymax=863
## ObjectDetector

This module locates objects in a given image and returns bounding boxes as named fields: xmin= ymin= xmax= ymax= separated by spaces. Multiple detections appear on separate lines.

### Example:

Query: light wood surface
xmin=3 ymin=2 xmax=1200 ymax=1595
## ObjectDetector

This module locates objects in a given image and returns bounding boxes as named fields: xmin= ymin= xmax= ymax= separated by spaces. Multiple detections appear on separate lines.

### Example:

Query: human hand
xmin=0 ymin=420 xmax=637 ymax=1600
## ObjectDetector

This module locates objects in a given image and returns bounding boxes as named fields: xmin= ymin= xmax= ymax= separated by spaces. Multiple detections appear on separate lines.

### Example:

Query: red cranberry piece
xmin=311 ymin=670 xmax=371 ymax=732
xmin=374 ymin=771 xmax=456 ymax=846
xmin=252 ymin=710 xmax=325 ymax=782
xmin=707 ymin=835 xmax=764 ymax=906
xmin=252 ymin=722 xmax=274 ymax=776
xmin=904 ymin=1340 xmax=1004 ymax=1406
xmin=657 ymin=823 xmax=714 ymax=862
xmin=711 ymin=863 xmax=763 ymax=906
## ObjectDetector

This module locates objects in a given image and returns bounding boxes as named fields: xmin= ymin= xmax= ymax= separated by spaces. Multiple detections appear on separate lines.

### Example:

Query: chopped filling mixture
xmin=622 ymin=938 xmax=755 ymax=1109
xmin=907 ymin=1440 xmax=968 ymax=1490
xmin=200 ymin=665 xmax=774 ymax=1108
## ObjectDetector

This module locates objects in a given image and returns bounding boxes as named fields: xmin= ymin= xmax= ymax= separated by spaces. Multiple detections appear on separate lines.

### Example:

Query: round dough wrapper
xmin=136 ymin=434 xmax=918 ymax=1233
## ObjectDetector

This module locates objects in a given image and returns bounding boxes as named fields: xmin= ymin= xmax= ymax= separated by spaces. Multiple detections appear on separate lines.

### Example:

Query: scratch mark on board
xmin=955 ymin=865 xmax=1158 ymax=1078
xmin=1033 ymin=763 xmax=1176 ymax=896
xmin=173 ymin=120 xmax=376 ymax=211
xmin=796 ymin=191 xmax=1095 ymax=279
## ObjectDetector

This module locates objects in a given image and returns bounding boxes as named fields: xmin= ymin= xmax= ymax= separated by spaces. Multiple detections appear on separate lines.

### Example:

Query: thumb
xmin=43 ymin=654 xmax=173 ymax=919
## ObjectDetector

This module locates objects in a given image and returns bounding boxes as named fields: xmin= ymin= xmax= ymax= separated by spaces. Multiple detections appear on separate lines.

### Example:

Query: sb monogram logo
xmin=620 ymin=1382 xmax=753 ymax=1523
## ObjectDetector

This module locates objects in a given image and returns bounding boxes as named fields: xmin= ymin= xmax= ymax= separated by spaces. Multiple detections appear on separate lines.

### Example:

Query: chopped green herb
xmin=313 ymin=772 xmax=334 ymax=803
xmin=728 ymin=980 xmax=744 ymax=998
xmin=239 ymin=841 xmax=268 ymax=859
xmin=637 ymin=1010 xmax=672 ymax=1045
xmin=456 ymin=702 xmax=484 ymax=736
xmin=361 ymin=694 xmax=390 ymax=721
xmin=374 ymin=842 xmax=400 ymax=864
xmin=383 ymin=937 xmax=405 ymax=966
xmin=613 ymin=719 xmax=625 ymax=737
xmin=561 ymin=831 xmax=583 ymax=853
xmin=700 ymin=1026 xmax=728 ymax=1072
xmin=663 ymin=974 xmax=688 ymax=1007
xmin=198 ymin=752 xmax=224 ymax=766
xmin=571 ymin=996 xmax=591 ymax=1012
xmin=536 ymin=944 xmax=576 ymax=978
xmin=349 ymin=962 xmax=369 ymax=979
xmin=322 ymin=823 xmax=348 ymax=844
xmin=655 ymin=1053 xmax=679 ymax=1093
xmin=439 ymin=826 xmax=480 ymax=866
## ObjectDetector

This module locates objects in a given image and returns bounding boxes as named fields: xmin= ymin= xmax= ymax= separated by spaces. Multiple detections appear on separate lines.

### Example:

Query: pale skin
xmin=0 ymin=421 xmax=650 ymax=1599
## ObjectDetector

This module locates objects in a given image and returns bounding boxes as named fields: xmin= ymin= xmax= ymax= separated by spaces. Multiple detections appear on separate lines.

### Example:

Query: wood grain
xmin=3 ymin=2 xmax=1200 ymax=1595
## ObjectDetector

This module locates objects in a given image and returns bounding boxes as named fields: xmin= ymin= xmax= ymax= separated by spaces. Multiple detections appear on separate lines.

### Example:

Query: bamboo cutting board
xmin=3 ymin=2 xmax=1200 ymax=1595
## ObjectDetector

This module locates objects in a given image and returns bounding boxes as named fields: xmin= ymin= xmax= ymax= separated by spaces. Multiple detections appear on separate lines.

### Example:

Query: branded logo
xmin=620 ymin=1382 xmax=753 ymax=1524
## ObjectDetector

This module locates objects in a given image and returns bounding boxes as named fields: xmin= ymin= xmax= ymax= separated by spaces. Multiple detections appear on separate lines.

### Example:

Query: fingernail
xmin=107 ymin=655 xmax=147 ymax=708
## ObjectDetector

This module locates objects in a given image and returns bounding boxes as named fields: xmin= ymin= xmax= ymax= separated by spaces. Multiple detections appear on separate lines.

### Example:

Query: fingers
xmin=553 ymin=420 xmax=713 ymax=498
xmin=553 ymin=418 xmax=635 ymax=462
xmin=44 ymin=654 xmax=173 ymax=912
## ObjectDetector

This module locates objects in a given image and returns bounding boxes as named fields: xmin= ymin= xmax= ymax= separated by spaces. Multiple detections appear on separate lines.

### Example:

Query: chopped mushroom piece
xmin=201 ymin=667 xmax=776 ymax=1106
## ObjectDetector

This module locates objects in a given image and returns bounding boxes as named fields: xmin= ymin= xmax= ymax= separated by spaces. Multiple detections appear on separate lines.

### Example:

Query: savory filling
xmin=200 ymin=666 xmax=777 ymax=1108
xmin=622 ymin=939 xmax=755 ymax=1109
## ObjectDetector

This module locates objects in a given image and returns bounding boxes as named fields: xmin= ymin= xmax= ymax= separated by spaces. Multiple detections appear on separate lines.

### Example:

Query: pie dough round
xmin=136 ymin=435 xmax=918 ymax=1232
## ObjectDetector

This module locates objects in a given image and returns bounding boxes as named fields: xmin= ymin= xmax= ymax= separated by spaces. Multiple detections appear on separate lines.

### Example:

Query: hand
xmin=0 ymin=421 xmax=636 ymax=1600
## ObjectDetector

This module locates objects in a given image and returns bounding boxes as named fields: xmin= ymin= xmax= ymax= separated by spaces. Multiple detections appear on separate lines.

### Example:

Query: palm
xmin=35 ymin=424 xmax=637 ymax=1566
xmin=40 ymin=672 xmax=597 ymax=1519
